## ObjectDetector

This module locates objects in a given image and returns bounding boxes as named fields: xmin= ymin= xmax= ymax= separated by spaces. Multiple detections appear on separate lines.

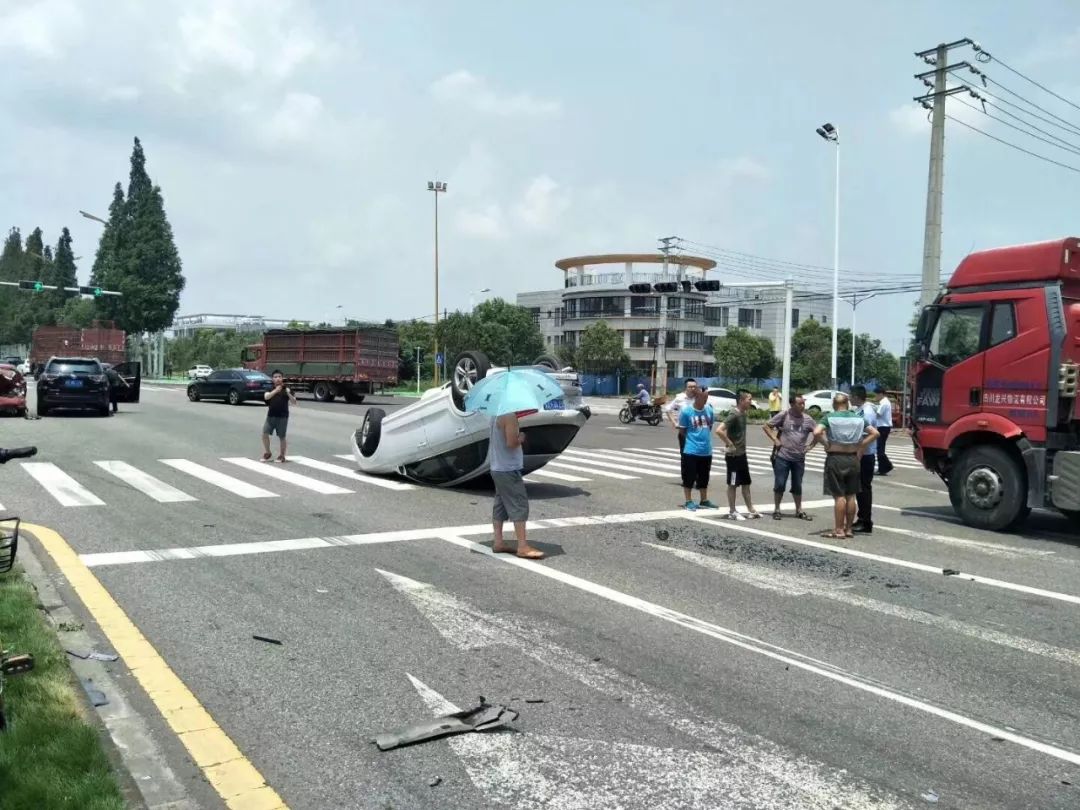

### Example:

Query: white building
xmin=517 ymin=253 xmax=831 ymax=378
xmin=169 ymin=313 xmax=299 ymax=339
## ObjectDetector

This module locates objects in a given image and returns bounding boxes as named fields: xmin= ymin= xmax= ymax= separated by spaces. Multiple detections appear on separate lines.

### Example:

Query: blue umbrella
xmin=464 ymin=368 xmax=564 ymax=416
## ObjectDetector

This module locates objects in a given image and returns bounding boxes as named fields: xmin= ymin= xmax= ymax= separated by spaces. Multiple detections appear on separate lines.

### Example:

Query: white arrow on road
xmin=380 ymin=569 xmax=904 ymax=809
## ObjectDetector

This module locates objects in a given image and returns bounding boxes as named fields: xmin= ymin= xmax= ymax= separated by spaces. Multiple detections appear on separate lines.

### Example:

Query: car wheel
xmin=187 ymin=386 xmax=201 ymax=402
xmin=451 ymin=351 xmax=490 ymax=408
xmin=313 ymin=382 xmax=335 ymax=402
xmin=228 ymin=389 xmax=241 ymax=406
xmin=949 ymin=445 xmax=1026 ymax=531
xmin=359 ymin=408 xmax=385 ymax=457
xmin=533 ymin=354 xmax=563 ymax=371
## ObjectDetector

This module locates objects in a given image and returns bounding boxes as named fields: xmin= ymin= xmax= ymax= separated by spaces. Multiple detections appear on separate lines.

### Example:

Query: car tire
xmin=949 ymin=444 xmax=1026 ymax=531
xmin=343 ymin=391 xmax=365 ymax=404
xmin=313 ymin=382 xmax=335 ymax=402
xmin=228 ymin=389 xmax=241 ymax=406
xmin=451 ymin=351 xmax=490 ymax=409
xmin=533 ymin=354 xmax=563 ymax=371
xmin=359 ymin=407 xmax=385 ymax=457
xmin=187 ymin=386 xmax=201 ymax=402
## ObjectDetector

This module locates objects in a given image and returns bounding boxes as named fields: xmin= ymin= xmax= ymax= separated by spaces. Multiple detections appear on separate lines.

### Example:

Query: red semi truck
xmin=911 ymin=237 xmax=1080 ymax=530
xmin=241 ymin=327 xmax=399 ymax=403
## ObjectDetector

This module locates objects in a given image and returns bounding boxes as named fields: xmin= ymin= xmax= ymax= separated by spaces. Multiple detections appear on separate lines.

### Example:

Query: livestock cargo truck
xmin=241 ymin=328 xmax=399 ymax=403
xmin=911 ymin=237 xmax=1080 ymax=531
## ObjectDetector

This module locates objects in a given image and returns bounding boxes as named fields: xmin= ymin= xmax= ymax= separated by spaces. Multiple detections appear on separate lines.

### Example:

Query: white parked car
xmin=803 ymin=389 xmax=844 ymax=417
xmin=704 ymin=387 xmax=764 ymax=414
xmin=187 ymin=364 xmax=213 ymax=380
xmin=350 ymin=351 xmax=590 ymax=486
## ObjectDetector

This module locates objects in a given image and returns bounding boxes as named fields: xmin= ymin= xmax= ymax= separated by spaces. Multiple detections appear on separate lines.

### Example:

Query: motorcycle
xmin=618 ymin=396 xmax=665 ymax=426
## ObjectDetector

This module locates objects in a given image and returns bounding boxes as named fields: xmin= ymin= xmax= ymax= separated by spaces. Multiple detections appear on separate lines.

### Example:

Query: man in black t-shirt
xmin=262 ymin=370 xmax=297 ymax=462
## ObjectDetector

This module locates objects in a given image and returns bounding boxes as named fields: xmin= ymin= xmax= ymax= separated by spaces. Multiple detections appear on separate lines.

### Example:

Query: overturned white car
xmin=350 ymin=352 xmax=590 ymax=486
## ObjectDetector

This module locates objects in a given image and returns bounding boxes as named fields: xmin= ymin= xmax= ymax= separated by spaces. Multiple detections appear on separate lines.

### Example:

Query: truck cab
xmin=912 ymin=237 xmax=1080 ymax=530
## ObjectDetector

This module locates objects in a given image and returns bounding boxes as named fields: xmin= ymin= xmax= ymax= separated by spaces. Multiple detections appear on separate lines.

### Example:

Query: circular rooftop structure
xmin=555 ymin=253 xmax=717 ymax=273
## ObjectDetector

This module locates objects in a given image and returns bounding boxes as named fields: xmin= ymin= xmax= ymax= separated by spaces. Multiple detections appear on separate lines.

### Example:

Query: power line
xmin=953 ymin=94 xmax=1080 ymax=157
xmin=974 ymin=82 xmax=1080 ymax=139
xmin=973 ymin=44 xmax=1080 ymax=115
xmin=944 ymin=113 xmax=1080 ymax=174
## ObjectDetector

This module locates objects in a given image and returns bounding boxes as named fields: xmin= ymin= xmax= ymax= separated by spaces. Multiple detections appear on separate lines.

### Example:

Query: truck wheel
xmin=451 ymin=351 xmax=490 ymax=408
xmin=313 ymin=382 xmax=335 ymax=402
xmin=359 ymin=408 xmax=385 ymax=457
xmin=343 ymin=391 xmax=365 ymax=404
xmin=533 ymin=354 xmax=563 ymax=371
xmin=950 ymin=445 xmax=1026 ymax=531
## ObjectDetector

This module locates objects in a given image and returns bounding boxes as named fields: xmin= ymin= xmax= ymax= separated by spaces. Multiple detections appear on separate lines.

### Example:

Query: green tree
xmin=576 ymin=321 xmax=630 ymax=373
xmin=838 ymin=329 xmax=902 ymax=389
xmin=95 ymin=138 xmax=185 ymax=334
xmin=0 ymin=228 xmax=24 ymax=344
xmin=789 ymin=319 xmax=832 ymax=389
xmin=712 ymin=327 xmax=774 ymax=384
xmin=167 ymin=330 xmax=255 ymax=373
xmin=90 ymin=183 xmax=125 ymax=287
xmin=14 ymin=227 xmax=51 ymax=336
xmin=554 ymin=343 xmax=577 ymax=369
xmin=434 ymin=298 xmax=543 ymax=367
xmin=57 ymin=297 xmax=99 ymax=328
xmin=46 ymin=227 xmax=78 ymax=313
xmin=397 ymin=319 xmax=435 ymax=380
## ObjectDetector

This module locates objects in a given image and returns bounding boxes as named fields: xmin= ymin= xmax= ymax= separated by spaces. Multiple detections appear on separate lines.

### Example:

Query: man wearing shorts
xmin=763 ymin=394 xmax=818 ymax=520
xmin=813 ymin=392 xmax=878 ymax=539
xmin=677 ymin=386 xmax=717 ymax=510
xmin=489 ymin=410 xmax=545 ymax=560
xmin=717 ymin=390 xmax=761 ymax=520
xmin=850 ymin=385 xmax=878 ymax=534
xmin=665 ymin=378 xmax=699 ymax=453
xmin=262 ymin=370 xmax=297 ymax=462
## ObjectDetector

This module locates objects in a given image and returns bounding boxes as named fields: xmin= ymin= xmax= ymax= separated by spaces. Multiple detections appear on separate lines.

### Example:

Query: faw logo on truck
xmin=916 ymin=388 xmax=941 ymax=407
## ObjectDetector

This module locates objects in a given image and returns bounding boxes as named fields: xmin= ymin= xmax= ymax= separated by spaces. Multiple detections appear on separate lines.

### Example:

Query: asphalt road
xmin=2 ymin=385 xmax=1079 ymax=809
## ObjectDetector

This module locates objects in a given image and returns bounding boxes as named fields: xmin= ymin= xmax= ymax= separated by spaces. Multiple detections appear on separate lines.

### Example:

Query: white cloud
xmin=456 ymin=205 xmax=506 ymax=239
xmin=430 ymin=70 xmax=561 ymax=117
xmin=888 ymin=93 xmax=984 ymax=137
xmin=260 ymin=92 xmax=324 ymax=145
xmin=1023 ymin=28 xmax=1080 ymax=65
xmin=0 ymin=0 xmax=83 ymax=59
xmin=514 ymin=175 xmax=568 ymax=231
xmin=101 ymin=85 xmax=141 ymax=103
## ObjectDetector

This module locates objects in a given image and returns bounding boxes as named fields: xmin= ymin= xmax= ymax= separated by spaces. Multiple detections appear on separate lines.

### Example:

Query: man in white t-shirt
xmin=664 ymin=378 xmax=700 ymax=453
xmin=874 ymin=386 xmax=894 ymax=476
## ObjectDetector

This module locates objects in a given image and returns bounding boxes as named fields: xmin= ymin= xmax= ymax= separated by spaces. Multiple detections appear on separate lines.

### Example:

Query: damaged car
xmin=0 ymin=364 xmax=27 ymax=417
xmin=350 ymin=351 xmax=590 ymax=486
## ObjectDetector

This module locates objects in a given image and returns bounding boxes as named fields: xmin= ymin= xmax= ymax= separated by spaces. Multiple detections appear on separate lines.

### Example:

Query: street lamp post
xmin=469 ymin=287 xmax=491 ymax=311
xmin=415 ymin=346 xmax=422 ymax=394
xmin=427 ymin=181 xmax=447 ymax=385
xmin=815 ymin=123 xmax=840 ymax=389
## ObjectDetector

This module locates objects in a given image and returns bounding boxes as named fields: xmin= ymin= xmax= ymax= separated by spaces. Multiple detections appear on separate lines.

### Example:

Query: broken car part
xmin=373 ymin=697 xmax=519 ymax=751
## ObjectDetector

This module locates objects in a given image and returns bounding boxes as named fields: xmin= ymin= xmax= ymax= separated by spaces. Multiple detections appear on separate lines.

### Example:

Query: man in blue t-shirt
xmin=677 ymin=387 xmax=718 ymax=511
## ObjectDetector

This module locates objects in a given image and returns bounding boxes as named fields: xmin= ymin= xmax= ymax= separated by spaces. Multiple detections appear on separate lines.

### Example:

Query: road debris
xmin=655 ymin=528 xmax=670 ymax=542
xmin=920 ymin=789 xmax=939 ymax=803
xmin=252 ymin=635 xmax=283 ymax=645
xmin=524 ymin=698 xmax=545 ymax=704
xmin=65 ymin=648 xmax=119 ymax=662
xmin=942 ymin=569 xmax=960 ymax=577
xmin=428 ymin=776 xmax=442 ymax=787
xmin=373 ymin=697 xmax=518 ymax=751
xmin=80 ymin=677 xmax=108 ymax=707
xmin=315 ymin=589 xmax=329 ymax=594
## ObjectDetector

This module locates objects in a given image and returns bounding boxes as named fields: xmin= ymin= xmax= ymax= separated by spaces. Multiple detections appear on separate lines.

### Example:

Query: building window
xmin=667 ymin=297 xmax=682 ymax=318
xmin=738 ymin=308 xmax=763 ymax=329
xmin=683 ymin=331 xmax=705 ymax=349
xmin=573 ymin=296 xmax=625 ymax=318
xmin=791 ymin=308 xmax=800 ymax=328
xmin=631 ymin=296 xmax=659 ymax=316
xmin=704 ymin=306 xmax=723 ymax=326
xmin=554 ymin=307 xmax=564 ymax=326
xmin=665 ymin=330 xmax=679 ymax=348
xmin=683 ymin=298 xmax=704 ymax=319
xmin=527 ymin=307 xmax=540 ymax=325
xmin=682 ymin=361 xmax=704 ymax=377
xmin=822 ymin=314 xmax=828 ymax=324
xmin=629 ymin=330 xmax=658 ymax=348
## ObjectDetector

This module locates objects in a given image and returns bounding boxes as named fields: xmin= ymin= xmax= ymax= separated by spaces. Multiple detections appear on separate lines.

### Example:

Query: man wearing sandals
xmin=717 ymin=390 xmax=761 ymax=520
xmin=763 ymin=394 xmax=818 ymax=521
xmin=813 ymin=392 xmax=879 ymax=538
xmin=490 ymin=410 xmax=546 ymax=560
xmin=261 ymin=370 xmax=297 ymax=463
xmin=677 ymin=386 xmax=718 ymax=511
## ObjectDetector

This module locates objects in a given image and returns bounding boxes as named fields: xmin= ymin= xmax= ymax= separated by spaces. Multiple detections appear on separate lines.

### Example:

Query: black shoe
xmin=852 ymin=524 xmax=873 ymax=534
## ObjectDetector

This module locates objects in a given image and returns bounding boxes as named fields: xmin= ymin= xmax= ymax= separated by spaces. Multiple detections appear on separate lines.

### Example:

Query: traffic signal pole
xmin=2 ymin=280 xmax=121 ymax=296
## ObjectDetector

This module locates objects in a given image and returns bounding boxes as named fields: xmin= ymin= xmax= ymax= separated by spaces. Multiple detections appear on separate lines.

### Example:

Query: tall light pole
xmin=469 ymin=287 xmax=491 ymax=311
xmin=815 ymin=123 xmax=840 ymax=389
xmin=427 ymin=181 xmax=447 ymax=385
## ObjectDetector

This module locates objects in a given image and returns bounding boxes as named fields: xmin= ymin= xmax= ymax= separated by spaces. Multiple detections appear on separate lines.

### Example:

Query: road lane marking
xmin=22 ymin=462 xmax=105 ymax=507
xmin=626 ymin=447 xmax=776 ymax=475
xmin=160 ymin=459 xmax=277 ymax=499
xmin=857 ymin=521 xmax=1055 ymax=559
xmin=546 ymin=461 xmax=637 ymax=480
xmin=526 ymin=469 xmax=590 ymax=482
xmin=557 ymin=450 xmax=671 ymax=476
xmin=94 ymin=461 xmax=198 ymax=503
xmin=288 ymin=456 xmax=415 ymax=491
xmin=645 ymin=542 xmax=1080 ymax=668
xmin=22 ymin=523 xmax=288 ymax=810
xmin=877 ymin=480 xmax=948 ymax=494
xmin=222 ymin=458 xmax=354 ymax=495
xmin=682 ymin=514 xmax=1080 ymax=606
xmin=568 ymin=448 xmax=681 ymax=471
xmin=435 ymin=530 xmax=1080 ymax=768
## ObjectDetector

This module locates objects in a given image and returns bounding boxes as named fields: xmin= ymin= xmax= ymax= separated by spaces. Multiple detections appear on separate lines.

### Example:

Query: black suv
xmin=37 ymin=357 xmax=111 ymax=417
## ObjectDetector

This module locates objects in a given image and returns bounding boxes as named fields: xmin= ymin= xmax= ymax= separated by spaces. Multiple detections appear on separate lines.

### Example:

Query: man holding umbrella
xmin=466 ymin=367 xmax=563 ymax=561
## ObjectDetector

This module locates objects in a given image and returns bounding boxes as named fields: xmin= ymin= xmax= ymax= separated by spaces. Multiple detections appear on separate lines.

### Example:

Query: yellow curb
xmin=23 ymin=523 xmax=289 ymax=810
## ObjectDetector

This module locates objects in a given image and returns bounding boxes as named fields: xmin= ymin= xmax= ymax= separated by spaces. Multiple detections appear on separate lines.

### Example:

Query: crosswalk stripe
xmin=560 ymin=449 xmax=672 ymax=477
xmin=289 ymin=457 xmax=415 ymax=491
xmin=223 ymin=458 xmax=354 ymax=494
xmin=567 ymin=449 xmax=681 ymax=473
xmin=626 ymin=447 xmax=778 ymax=476
xmin=23 ymin=462 xmax=105 ymax=507
xmin=584 ymin=448 xmax=682 ymax=468
xmin=94 ymin=461 xmax=197 ymax=503
xmin=160 ymin=459 xmax=278 ymax=499
xmin=527 ymin=469 xmax=590 ymax=482
xmin=546 ymin=461 xmax=637 ymax=480
xmin=334 ymin=454 xmax=356 ymax=461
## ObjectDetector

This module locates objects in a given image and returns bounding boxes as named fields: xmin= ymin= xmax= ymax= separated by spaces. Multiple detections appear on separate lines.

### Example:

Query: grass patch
xmin=0 ymin=569 xmax=127 ymax=810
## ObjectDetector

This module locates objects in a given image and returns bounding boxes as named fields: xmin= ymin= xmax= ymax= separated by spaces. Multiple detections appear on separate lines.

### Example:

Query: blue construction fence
xmin=579 ymin=374 xmax=889 ymax=397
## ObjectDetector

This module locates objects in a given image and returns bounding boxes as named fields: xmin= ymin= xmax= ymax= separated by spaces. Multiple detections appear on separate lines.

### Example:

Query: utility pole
xmin=657 ymin=236 xmax=678 ymax=394
xmin=913 ymin=38 xmax=975 ymax=309
xmin=427 ymin=181 xmax=447 ymax=385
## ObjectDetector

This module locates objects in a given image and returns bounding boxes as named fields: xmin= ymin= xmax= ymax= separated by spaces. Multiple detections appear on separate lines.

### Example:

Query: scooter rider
xmin=632 ymin=383 xmax=651 ymax=417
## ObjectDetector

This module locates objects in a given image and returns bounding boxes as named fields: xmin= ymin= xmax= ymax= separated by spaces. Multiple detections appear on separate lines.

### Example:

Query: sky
xmin=2 ymin=1 xmax=1080 ymax=355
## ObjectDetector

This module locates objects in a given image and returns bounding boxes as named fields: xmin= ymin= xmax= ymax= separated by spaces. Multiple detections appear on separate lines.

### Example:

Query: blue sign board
xmin=436 ymin=353 xmax=444 ymax=366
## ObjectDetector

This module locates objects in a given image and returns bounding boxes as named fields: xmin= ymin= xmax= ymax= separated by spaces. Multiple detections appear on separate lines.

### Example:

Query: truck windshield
xmin=925 ymin=306 xmax=984 ymax=367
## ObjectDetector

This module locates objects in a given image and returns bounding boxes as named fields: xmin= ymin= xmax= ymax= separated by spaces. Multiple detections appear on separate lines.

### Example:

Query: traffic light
xmin=694 ymin=280 xmax=721 ymax=292
xmin=78 ymin=285 xmax=103 ymax=297
xmin=653 ymin=281 xmax=679 ymax=293
xmin=18 ymin=280 xmax=44 ymax=292
xmin=628 ymin=283 xmax=652 ymax=294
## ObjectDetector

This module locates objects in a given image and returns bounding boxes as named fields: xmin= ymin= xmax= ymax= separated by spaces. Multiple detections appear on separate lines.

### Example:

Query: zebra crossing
xmin=0 ymin=441 xmax=927 ymax=511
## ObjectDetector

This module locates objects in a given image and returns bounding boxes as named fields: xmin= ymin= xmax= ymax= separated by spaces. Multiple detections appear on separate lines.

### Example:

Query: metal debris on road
xmin=942 ymin=568 xmax=960 ymax=576
xmin=315 ymin=588 xmax=329 ymax=594
xmin=428 ymin=776 xmax=442 ymax=787
xmin=80 ymin=677 xmax=109 ymax=707
xmin=921 ymin=789 xmax=940 ymax=803
xmin=252 ymin=635 xmax=283 ymax=645
xmin=373 ymin=697 xmax=519 ymax=751
xmin=524 ymin=698 xmax=545 ymax=703
xmin=65 ymin=648 xmax=119 ymax=662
